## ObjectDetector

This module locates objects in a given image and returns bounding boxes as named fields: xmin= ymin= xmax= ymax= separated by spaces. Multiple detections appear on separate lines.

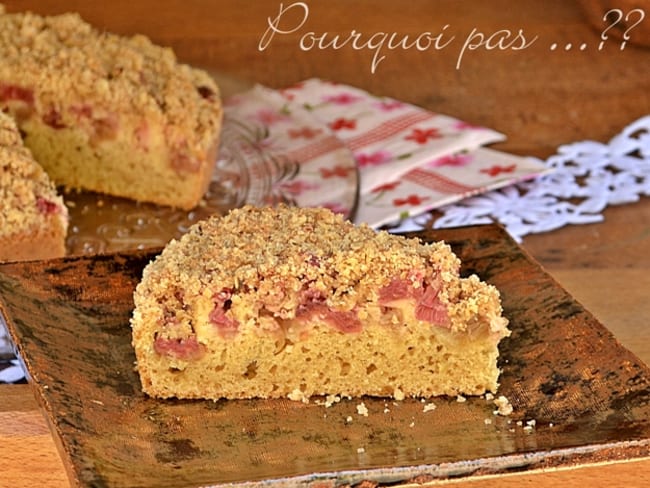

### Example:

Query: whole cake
xmin=0 ymin=6 xmax=222 ymax=210
xmin=0 ymin=111 xmax=68 ymax=262
xmin=131 ymin=205 xmax=510 ymax=401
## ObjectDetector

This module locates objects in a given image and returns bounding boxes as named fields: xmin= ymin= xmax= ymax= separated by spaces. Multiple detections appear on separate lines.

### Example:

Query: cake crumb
xmin=422 ymin=402 xmax=437 ymax=413
xmin=456 ymin=395 xmax=466 ymax=403
xmin=316 ymin=394 xmax=342 ymax=408
xmin=394 ymin=388 xmax=405 ymax=401
xmin=326 ymin=394 xmax=341 ymax=407
xmin=346 ymin=416 xmax=353 ymax=423
xmin=356 ymin=447 xmax=365 ymax=454
xmin=493 ymin=395 xmax=513 ymax=416
xmin=523 ymin=419 xmax=536 ymax=432
xmin=356 ymin=402 xmax=369 ymax=417
xmin=484 ymin=392 xmax=494 ymax=401
xmin=287 ymin=389 xmax=309 ymax=403
xmin=409 ymin=421 xmax=415 ymax=428
xmin=484 ymin=418 xmax=492 ymax=425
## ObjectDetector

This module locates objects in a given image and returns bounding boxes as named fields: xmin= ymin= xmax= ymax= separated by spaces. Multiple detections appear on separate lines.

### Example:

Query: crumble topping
xmin=141 ymin=205 xmax=509 ymax=343
xmin=144 ymin=206 xmax=464 ymax=321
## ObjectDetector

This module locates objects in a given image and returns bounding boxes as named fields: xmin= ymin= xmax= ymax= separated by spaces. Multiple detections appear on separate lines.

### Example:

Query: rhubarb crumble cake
xmin=0 ymin=6 xmax=222 ymax=210
xmin=0 ymin=111 xmax=68 ymax=262
xmin=131 ymin=205 xmax=510 ymax=401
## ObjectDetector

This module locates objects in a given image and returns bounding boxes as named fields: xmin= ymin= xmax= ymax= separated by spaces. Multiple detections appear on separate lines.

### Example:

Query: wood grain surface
xmin=2 ymin=226 xmax=649 ymax=487
xmin=1 ymin=0 xmax=650 ymax=486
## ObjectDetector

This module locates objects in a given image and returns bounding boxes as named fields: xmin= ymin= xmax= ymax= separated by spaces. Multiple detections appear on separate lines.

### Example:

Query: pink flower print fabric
xmin=222 ymin=85 xmax=359 ymax=217
xmin=279 ymin=78 xmax=506 ymax=194
xmin=356 ymin=150 xmax=393 ymax=168
xmin=356 ymin=147 xmax=552 ymax=227
xmin=222 ymin=80 xmax=550 ymax=228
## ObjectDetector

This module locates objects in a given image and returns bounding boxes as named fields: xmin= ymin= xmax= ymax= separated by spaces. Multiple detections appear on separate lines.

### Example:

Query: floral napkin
xmin=280 ymin=79 xmax=508 ymax=194
xmin=223 ymin=79 xmax=550 ymax=227
xmin=223 ymin=86 xmax=358 ymax=215
xmin=357 ymin=146 xmax=551 ymax=227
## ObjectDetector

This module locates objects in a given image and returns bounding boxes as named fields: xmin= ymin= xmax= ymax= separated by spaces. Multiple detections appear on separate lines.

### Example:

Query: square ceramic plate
xmin=2 ymin=224 xmax=650 ymax=487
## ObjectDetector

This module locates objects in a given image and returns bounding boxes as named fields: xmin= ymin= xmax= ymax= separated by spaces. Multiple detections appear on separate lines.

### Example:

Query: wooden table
xmin=1 ymin=0 xmax=650 ymax=486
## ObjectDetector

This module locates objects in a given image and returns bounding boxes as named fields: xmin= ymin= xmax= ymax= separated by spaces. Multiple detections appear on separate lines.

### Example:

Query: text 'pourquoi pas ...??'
xmin=258 ymin=2 xmax=538 ymax=72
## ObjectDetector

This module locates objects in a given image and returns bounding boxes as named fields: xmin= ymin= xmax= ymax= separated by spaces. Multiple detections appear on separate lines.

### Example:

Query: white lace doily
xmin=390 ymin=115 xmax=650 ymax=241
xmin=1 ymin=115 xmax=649 ymax=382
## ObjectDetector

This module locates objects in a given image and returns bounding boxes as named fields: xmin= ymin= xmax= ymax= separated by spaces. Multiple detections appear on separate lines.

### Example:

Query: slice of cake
xmin=0 ymin=6 xmax=222 ymax=210
xmin=131 ymin=205 xmax=510 ymax=401
xmin=0 ymin=111 xmax=68 ymax=262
